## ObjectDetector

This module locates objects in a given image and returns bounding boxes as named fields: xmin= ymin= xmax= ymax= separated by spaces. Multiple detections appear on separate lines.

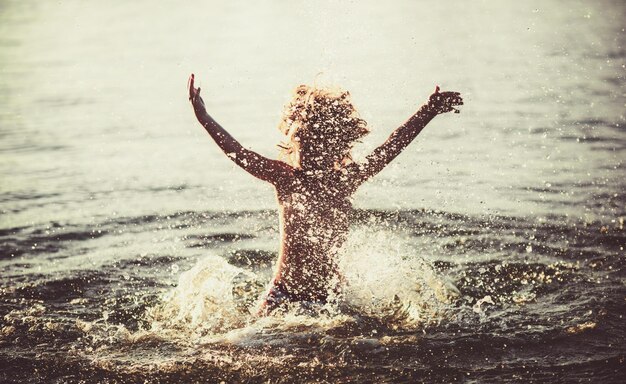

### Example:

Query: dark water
xmin=1 ymin=0 xmax=625 ymax=383
xmin=1 ymin=210 xmax=624 ymax=382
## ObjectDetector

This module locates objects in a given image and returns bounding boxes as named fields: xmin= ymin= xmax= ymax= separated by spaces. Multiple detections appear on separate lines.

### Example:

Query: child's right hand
xmin=427 ymin=86 xmax=463 ymax=114
xmin=188 ymin=74 xmax=206 ymax=113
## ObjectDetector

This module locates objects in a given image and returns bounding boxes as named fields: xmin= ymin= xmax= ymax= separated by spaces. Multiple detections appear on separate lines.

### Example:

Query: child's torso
xmin=273 ymin=170 xmax=356 ymax=294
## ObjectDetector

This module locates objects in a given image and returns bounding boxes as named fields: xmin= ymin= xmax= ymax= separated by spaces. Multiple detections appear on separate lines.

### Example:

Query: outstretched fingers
xmin=441 ymin=91 xmax=463 ymax=102
xmin=442 ymin=93 xmax=463 ymax=112
xmin=188 ymin=74 xmax=195 ymax=100
xmin=188 ymin=73 xmax=201 ymax=101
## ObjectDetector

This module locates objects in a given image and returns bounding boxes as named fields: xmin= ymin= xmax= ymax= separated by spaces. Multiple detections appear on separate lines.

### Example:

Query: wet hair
xmin=278 ymin=84 xmax=369 ymax=169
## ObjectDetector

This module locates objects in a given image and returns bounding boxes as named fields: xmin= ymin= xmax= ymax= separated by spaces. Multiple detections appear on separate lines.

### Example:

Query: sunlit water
xmin=1 ymin=1 xmax=625 ymax=382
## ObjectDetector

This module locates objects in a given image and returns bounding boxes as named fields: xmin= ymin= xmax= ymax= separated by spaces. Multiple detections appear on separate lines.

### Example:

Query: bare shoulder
xmin=246 ymin=156 xmax=295 ymax=186
xmin=271 ymin=164 xmax=297 ymax=191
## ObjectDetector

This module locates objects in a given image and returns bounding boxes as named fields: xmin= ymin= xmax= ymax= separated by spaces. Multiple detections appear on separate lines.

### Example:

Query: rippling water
xmin=1 ymin=1 xmax=625 ymax=383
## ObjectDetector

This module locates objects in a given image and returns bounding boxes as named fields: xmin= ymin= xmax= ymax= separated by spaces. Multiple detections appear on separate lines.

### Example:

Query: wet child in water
xmin=188 ymin=74 xmax=462 ymax=315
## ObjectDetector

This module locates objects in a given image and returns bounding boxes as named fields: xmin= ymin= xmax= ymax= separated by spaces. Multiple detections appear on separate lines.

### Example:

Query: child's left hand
xmin=427 ymin=86 xmax=463 ymax=114
xmin=188 ymin=74 xmax=206 ymax=113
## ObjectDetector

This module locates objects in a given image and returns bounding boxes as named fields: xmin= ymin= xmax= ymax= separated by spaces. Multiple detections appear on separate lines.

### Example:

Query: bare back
xmin=273 ymin=169 xmax=358 ymax=300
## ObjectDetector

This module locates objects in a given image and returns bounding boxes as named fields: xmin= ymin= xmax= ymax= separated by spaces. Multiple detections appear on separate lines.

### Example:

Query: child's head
xmin=278 ymin=85 xmax=369 ymax=170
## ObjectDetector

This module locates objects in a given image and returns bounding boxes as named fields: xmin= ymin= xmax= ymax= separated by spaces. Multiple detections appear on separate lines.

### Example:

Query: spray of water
xmin=141 ymin=226 xmax=460 ymax=345
xmin=338 ymin=227 xmax=460 ymax=326
xmin=146 ymin=256 xmax=257 ymax=339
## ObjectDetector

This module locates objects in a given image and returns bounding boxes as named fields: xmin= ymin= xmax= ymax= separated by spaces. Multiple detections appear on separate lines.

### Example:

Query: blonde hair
xmin=278 ymin=84 xmax=369 ymax=168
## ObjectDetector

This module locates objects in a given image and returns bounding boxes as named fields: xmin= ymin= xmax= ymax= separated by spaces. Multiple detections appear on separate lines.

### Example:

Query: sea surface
xmin=1 ymin=0 xmax=625 ymax=382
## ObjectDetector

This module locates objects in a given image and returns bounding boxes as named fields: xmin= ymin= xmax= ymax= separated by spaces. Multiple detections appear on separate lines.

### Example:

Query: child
xmin=188 ymin=74 xmax=462 ymax=314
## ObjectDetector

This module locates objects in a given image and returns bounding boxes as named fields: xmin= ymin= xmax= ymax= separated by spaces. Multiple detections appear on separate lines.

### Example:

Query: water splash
xmin=146 ymin=256 xmax=259 ymax=339
xmin=141 ymin=227 xmax=460 ymax=346
xmin=338 ymin=227 xmax=460 ymax=327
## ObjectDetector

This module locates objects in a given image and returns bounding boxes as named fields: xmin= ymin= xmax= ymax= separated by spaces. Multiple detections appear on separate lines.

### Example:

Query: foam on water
xmin=146 ymin=256 xmax=256 ymax=338
xmin=139 ymin=226 xmax=460 ymax=349
xmin=338 ymin=227 xmax=460 ymax=325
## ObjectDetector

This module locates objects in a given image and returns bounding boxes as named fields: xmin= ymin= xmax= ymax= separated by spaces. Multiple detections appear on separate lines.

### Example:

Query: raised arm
xmin=351 ymin=86 xmax=463 ymax=183
xmin=188 ymin=74 xmax=292 ymax=184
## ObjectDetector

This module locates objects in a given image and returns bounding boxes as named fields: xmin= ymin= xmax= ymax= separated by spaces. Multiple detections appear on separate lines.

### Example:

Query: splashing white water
xmin=146 ymin=255 xmax=259 ymax=338
xmin=338 ymin=227 xmax=460 ymax=325
xmin=145 ymin=228 xmax=459 ymax=341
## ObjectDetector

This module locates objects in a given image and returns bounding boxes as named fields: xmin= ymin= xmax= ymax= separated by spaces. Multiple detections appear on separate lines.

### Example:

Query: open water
xmin=1 ymin=0 xmax=625 ymax=382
